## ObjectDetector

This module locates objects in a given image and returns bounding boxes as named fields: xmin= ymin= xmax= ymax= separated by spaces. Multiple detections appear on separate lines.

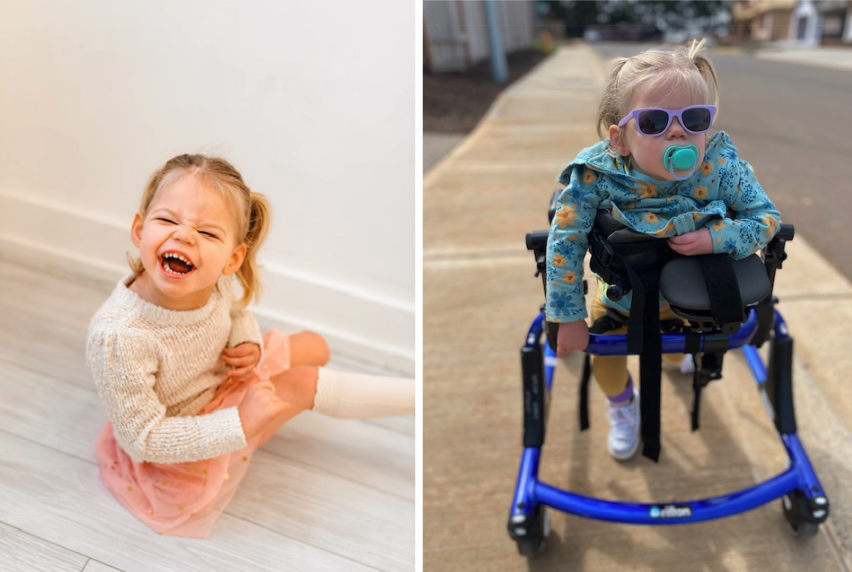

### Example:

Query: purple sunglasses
xmin=617 ymin=105 xmax=716 ymax=137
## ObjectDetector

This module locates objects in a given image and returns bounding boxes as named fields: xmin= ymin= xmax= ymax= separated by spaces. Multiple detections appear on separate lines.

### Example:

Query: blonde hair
xmin=597 ymin=39 xmax=720 ymax=141
xmin=128 ymin=154 xmax=270 ymax=308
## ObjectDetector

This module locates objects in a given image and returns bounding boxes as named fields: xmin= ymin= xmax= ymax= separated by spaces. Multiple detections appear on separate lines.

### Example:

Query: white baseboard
xmin=0 ymin=192 xmax=414 ymax=376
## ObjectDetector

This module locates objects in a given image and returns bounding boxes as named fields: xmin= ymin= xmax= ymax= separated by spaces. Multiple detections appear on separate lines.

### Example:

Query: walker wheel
xmin=782 ymin=492 xmax=822 ymax=539
xmin=511 ymin=506 xmax=550 ymax=557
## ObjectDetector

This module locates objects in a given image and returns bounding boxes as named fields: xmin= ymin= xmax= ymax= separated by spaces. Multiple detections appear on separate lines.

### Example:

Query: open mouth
xmin=160 ymin=252 xmax=196 ymax=276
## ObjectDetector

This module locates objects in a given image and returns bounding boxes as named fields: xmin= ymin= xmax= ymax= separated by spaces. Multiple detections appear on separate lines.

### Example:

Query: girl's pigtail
xmin=686 ymin=38 xmax=705 ymax=58
xmin=694 ymin=55 xmax=720 ymax=108
xmin=597 ymin=57 xmax=629 ymax=139
xmin=234 ymin=192 xmax=271 ymax=309
xmin=688 ymin=39 xmax=720 ymax=108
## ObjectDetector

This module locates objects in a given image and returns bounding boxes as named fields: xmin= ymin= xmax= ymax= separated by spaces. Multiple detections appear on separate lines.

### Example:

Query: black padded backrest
xmin=595 ymin=210 xmax=626 ymax=235
xmin=660 ymin=254 xmax=771 ymax=311
xmin=595 ymin=210 xmax=660 ymax=245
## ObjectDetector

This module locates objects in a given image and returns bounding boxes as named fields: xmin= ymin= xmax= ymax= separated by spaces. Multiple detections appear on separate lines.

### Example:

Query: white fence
xmin=424 ymin=0 xmax=537 ymax=73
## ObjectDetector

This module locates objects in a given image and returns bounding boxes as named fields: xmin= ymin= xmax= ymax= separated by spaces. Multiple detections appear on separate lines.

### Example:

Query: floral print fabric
xmin=546 ymin=131 xmax=780 ymax=322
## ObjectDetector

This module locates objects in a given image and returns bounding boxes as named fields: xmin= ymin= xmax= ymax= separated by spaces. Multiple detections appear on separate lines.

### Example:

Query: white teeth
xmin=161 ymin=252 xmax=194 ymax=275
xmin=163 ymin=253 xmax=191 ymax=265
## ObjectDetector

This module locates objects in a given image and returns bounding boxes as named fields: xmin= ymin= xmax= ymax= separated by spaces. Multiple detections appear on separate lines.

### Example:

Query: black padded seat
xmin=660 ymin=254 xmax=771 ymax=312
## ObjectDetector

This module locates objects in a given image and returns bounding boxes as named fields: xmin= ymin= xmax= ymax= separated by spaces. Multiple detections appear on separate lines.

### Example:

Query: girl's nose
xmin=172 ymin=225 xmax=197 ymax=244
xmin=666 ymin=118 xmax=687 ymax=139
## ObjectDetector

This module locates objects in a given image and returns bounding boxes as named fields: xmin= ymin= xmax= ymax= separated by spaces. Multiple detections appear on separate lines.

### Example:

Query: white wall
xmin=846 ymin=10 xmax=852 ymax=43
xmin=790 ymin=0 xmax=820 ymax=45
xmin=0 ymin=0 xmax=415 ymax=374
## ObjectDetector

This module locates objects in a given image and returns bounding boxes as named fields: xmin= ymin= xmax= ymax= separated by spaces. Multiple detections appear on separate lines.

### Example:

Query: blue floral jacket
xmin=545 ymin=131 xmax=781 ymax=322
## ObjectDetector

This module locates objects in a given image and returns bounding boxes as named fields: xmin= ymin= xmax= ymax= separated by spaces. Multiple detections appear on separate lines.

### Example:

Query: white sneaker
xmin=663 ymin=354 xmax=695 ymax=374
xmin=607 ymin=396 xmax=640 ymax=461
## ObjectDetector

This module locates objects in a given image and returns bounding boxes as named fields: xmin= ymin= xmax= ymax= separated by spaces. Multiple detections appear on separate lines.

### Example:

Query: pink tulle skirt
xmin=95 ymin=330 xmax=290 ymax=538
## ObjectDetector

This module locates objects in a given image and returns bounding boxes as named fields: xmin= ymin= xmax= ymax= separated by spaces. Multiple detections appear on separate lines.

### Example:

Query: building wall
xmin=731 ymin=0 xmax=797 ymax=41
xmin=424 ymin=0 xmax=536 ymax=73
xmin=0 ymin=0 xmax=415 ymax=374
xmin=767 ymin=11 xmax=795 ymax=40
xmin=424 ymin=1 xmax=469 ymax=72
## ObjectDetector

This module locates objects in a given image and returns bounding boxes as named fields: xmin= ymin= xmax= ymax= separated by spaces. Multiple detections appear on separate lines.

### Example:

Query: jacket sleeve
xmin=545 ymin=166 xmax=601 ymax=322
xmin=88 ymin=327 xmax=247 ymax=463
xmin=707 ymin=158 xmax=781 ymax=259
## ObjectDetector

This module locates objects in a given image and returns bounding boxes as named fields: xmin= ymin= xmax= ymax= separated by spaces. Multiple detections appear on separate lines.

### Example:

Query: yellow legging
xmin=590 ymin=282 xmax=687 ymax=398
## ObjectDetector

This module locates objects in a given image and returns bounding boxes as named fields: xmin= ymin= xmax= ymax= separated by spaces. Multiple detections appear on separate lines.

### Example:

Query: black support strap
xmin=580 ymin=218 xmax=748 ymax=462
xmin=690 ymin=353 xmax=724 ymax=431
xmin=627 ymin=263 xmax=663 ymax=462
xmin=685 ymin=255 xmax=743 ymax=430
xmin=697 ymin=254 xmax=744 ymax=330
xmin=579 ymin=311 xmax=627 ymax=431
xmin=580 ymin=355 xmax=592 ymax=431
xmin=691 ymin=378 xmax=703 ymax=431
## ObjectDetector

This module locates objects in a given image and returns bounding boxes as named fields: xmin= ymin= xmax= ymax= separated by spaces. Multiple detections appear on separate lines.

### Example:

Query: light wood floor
xmin=0 ymin=256 xmax=414 ymax=572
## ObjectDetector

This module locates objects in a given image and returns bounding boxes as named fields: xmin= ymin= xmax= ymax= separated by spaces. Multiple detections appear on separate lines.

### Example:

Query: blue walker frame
xmin=507 ymin=223 xmax=830 ymax=556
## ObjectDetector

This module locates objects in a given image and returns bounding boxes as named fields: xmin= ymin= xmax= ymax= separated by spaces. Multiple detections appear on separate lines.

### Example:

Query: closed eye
xmin=155 ymin=217 xmax=177 ymax=225
xmin=200 ymin=231 xmax=219 ymax=239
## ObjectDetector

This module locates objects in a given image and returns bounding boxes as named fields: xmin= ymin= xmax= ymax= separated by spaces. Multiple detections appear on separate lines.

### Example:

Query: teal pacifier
xmin=663 ymin=144 xmax=699 ymax=180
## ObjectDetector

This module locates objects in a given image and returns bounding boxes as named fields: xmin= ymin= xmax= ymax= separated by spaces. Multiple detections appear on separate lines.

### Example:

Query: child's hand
xmin=668 ymin=227 xmax=713 ymax=256
xmin=238 ymin=380 xmax=290 ymax=440
xmin=223 ymin=343 xmax=261 ymax=382
xmin=556 ymin=320 xmax=589 ymax=357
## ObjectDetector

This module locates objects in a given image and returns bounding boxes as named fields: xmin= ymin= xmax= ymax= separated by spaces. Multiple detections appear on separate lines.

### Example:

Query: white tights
xmin=312 ymin=368 xmax=415 ymax=419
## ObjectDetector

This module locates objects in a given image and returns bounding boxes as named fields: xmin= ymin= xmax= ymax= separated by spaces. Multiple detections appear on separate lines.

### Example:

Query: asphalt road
xmin=591 ymin=42 xmax=852 ymax=283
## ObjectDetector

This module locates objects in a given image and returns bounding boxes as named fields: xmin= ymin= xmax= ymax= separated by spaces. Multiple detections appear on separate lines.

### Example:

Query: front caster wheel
xmin=509 ymin=505 xmax=550 ymax=557
xmin=782 ymin=491 xmax=827 ymax=539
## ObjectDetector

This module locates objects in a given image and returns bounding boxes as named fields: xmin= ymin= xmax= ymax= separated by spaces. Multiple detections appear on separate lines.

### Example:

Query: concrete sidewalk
xmin=756 ymin=44 xmax=852 ymax=72
xmin=423 ymin=44 xmax=852 ymax=571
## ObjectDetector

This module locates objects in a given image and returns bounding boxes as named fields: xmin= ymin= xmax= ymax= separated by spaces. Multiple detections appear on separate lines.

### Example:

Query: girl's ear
xmin=222 ymin=243 xmax=247 ymax=276
xmin=609 ymin=124 xmax=630 ymax=157
xmin=130 ymin=213 xmax=144 ymax=247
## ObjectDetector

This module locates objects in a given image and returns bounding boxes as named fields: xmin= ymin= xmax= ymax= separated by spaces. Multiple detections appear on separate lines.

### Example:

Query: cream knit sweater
xmin=87 ymin=274 xmax=263 ymax=464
